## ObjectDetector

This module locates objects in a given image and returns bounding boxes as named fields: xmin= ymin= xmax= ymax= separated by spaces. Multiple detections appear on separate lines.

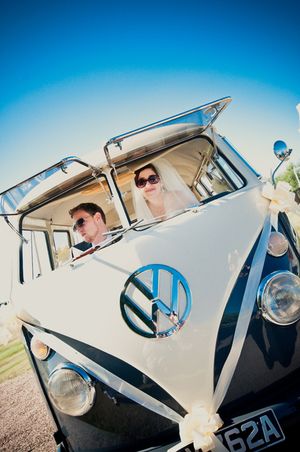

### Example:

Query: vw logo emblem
xmin=120 ymin=264 xmax=192 ymax=338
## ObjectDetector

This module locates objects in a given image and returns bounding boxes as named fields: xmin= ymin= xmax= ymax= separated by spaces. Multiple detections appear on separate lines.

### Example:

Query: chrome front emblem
xmin=120 ymin=264 xmax=192 ymax=338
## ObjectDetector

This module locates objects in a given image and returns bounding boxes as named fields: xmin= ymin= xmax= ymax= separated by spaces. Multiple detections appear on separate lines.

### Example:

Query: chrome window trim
xmin=221 ymin=135 xmax=261 ymax=178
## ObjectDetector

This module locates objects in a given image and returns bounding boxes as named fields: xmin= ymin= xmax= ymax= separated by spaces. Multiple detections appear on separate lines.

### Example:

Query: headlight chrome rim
xmin=48 ymin=363 xmax=96 ymax=416
xmin=257 ymin=270 xmax=300 ymax=325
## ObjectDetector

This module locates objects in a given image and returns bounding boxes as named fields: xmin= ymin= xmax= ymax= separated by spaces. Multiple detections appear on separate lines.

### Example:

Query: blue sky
xmin=0 ymin=0 xmax=299 ymax=192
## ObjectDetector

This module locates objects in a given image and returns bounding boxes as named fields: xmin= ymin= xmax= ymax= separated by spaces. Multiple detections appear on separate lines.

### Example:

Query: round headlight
xmin=257 ymin=271 xmax=300 ymax=325
xmin=30 ymin=336 xmax=51 ymax=360
xmin=267 ymin=232 xmax=288 ymax=257
xmin=48 ymin=363 xmax=95 ymax=416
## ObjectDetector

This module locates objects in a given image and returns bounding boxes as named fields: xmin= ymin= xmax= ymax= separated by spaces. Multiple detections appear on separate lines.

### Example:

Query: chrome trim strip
xmin=222 ymin=136 xmax=261 ymax=178
xmin=107 ymin=97 xmax=231 ymax=146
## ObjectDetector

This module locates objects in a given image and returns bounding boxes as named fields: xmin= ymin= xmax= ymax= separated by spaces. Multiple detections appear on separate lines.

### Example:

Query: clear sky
xmin=1 ymin=0 xmax=300 ymax=193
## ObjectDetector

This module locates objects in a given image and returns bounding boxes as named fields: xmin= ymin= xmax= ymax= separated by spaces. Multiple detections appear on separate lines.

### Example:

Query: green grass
xmin=0 ymin=338 xmax=31 ymax=383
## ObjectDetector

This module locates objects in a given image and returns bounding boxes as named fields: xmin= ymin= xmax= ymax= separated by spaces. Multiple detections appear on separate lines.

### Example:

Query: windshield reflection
xmin=0 ymin=167 xmax=60 ymax=215
xmin=0 ymin=157 xmax=90 ymax=216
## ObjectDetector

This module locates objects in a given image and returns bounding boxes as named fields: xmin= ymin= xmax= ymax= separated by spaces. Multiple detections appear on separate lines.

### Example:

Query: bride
xmin=131 ymin=158 xmax=198 ymax=220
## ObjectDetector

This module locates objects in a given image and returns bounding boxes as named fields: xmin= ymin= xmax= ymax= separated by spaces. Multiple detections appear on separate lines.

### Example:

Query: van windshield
xmin=113 ymin=136 xmax=244 ymax=225
xmin=0 ymin=158 xmax=93 ymax=216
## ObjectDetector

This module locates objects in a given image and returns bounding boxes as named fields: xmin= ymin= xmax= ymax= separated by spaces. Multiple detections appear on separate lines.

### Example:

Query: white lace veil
xmin=131 ymin=158 xmax=198 ymax=220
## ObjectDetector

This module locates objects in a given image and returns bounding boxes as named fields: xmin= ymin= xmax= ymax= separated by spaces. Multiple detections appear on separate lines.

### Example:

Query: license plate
xmin=215 ymin=409 xmax=285 ymax=451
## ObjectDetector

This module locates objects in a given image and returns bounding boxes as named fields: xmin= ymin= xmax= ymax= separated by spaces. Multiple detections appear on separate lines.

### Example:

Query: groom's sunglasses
xmin=72 ymin=215 xmax=92 ymax=231
xmin=136 ymin=174 xmax=160 ymax=188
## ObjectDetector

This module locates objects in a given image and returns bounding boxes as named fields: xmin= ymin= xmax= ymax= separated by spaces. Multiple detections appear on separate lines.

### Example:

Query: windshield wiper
xmin=133 ymin=217 xmax=165 ymax=229
xmin=70 ymin=220 xmax=145 ymax=263
xmin=133 ymin=208 xmax=193 ymax=229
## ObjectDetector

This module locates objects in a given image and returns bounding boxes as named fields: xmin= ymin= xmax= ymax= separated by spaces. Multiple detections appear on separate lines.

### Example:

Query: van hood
xmin=14 ymin=185 xmax=268 ymax=412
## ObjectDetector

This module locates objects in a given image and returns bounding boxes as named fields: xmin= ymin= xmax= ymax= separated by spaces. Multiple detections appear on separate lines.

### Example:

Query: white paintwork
xmin=2 ymin=98 xmax=275 ymax=419
xmin=13 ymin=183 xmax=268 ymax=411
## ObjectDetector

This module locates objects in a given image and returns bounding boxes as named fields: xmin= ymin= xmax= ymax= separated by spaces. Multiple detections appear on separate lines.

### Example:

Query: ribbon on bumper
xmin=170 ymin=180 xmax=300 ymax=452
xmin=169 ymin=214 xmax=272 ymax=452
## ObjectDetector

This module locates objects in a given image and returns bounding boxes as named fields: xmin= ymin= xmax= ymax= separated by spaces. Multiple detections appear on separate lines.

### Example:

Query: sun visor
xmin=104 ymin=97 xmax=231 ymax=168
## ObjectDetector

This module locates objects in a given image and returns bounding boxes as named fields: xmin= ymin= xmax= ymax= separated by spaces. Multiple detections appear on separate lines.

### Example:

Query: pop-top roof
xmin=0 ymin=96 xmax=231 ymax=215
xmin=104 ymin=96 xmax=231 ymax=167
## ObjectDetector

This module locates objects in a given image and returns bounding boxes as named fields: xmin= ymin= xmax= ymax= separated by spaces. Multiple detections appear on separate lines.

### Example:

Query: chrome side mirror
xmin=272 ymin=140 xmax=293 ymax=186
xmin=273 ymin=140 xmax=292 ymax=161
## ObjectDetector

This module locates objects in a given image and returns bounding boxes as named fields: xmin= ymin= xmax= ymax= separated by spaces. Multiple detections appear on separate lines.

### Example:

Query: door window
xmin=53 ymin=230 xmax=72 ymax=266
xmin=22 ymin=230 xmax=52 ymax=281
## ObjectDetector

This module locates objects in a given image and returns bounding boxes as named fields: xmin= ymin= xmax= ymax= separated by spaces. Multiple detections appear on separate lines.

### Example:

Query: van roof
xmin=0 ymin=96 xmax=231 ymax=216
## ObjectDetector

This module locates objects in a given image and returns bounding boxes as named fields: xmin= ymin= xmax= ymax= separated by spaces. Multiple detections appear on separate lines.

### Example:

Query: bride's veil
xmin=131 ymin=158 xmax=198 ymax=220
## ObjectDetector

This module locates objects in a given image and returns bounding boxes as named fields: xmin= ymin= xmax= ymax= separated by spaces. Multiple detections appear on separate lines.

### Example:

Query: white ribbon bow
xmin=178 ymin=405 xmax=223 ymax=452
xmin=262 ymin=181 xmax=299 ymax=215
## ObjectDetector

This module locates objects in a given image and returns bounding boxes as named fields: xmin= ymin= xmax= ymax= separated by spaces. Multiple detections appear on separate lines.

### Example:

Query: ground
xmin=0 ymin=368 xmax=57 ymax=452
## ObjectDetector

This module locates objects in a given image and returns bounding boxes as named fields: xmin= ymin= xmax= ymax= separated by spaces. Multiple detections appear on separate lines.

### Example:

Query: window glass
xmin=53 ymin=230 xmax=72 ymax=266
xmin=215 ymin=154 xmax=244 ymax=189
xmin=197 ymin=160 xmax=234 ymax=196
xmin=21 ymin=173 xmax=122 ymax=277
xmin=22 ymin=230 xmax=52 ymax=281
xmin=114 ymin=137 xmax=244 ymax=223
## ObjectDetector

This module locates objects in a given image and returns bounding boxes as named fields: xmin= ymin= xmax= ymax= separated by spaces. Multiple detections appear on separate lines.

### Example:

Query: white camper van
xmin=1 ymin=97 xmax=300 ymax=452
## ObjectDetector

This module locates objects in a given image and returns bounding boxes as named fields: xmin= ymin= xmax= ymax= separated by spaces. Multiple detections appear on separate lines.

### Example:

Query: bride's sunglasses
xmin=136 ymin=174 xmax=160 ymax=189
